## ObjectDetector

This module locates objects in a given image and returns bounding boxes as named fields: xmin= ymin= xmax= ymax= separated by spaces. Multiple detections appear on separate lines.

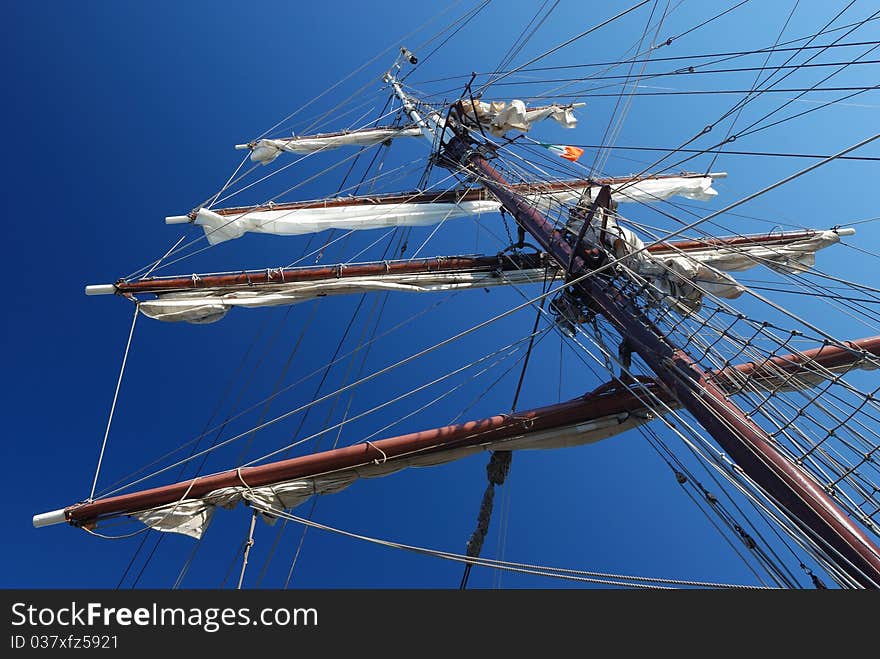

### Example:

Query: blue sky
xmin=4 ymin=1 xmax=880 ymax=589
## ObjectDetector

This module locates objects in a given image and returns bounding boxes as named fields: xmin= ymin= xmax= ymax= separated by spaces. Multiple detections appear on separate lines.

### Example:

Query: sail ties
xmin=363 ymin=440 xmax=388 ymax=465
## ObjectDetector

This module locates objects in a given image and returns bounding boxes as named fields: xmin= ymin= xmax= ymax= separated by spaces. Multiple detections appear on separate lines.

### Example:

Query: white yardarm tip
xmin=165 ymin=215 xmax=191 ymax=225
xmin=234 ymin=143 xmax=250 ymax=150
xmin=836 ymin=227 xmax=856 ymax=236
xmin=707 ymin=172 xmax=728 ymax=179
xmin=33 ymin=508 xmax=67 ymax=528
xmin=85 ymin=284 xmax=117 ymax=296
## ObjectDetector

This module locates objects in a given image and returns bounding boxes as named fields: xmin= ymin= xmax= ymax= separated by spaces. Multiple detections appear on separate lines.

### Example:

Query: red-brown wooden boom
xmin=37 ymin=337 xmax=878 ymax=534
xmin=86 ymin=229 xmax=833 ymax=298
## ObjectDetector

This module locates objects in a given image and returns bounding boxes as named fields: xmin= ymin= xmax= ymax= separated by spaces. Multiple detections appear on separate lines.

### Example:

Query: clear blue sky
xmin=4 ymin=1 xmax=879 ymax=589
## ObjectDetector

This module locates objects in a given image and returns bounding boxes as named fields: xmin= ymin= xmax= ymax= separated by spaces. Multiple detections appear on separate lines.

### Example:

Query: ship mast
xmin=30 ymin=64 xmax=880 ymax=590
xmin=385 ymin=72 xmax=880 ymax=587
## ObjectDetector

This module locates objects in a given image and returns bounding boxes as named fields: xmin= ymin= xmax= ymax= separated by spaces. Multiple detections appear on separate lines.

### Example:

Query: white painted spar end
xmin=85 ymin=284 xmax=117 ymax=296
xmin=33 ymin=508 xmax=67 ymax=528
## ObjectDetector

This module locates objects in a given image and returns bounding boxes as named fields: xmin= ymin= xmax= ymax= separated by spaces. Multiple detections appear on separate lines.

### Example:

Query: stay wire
xmin=88 ymin=304 xmax=139 ymax=502
xmin=706 ymin=0 xmax=799 ymax=172
xmin=124 ymin=313 xmax=279 ymax=589
xmin=401 ymin=0 xmax=493 ymax=81
xmin=412 ymin=39 xmax=880 ymax=84
xmin=477 ymin=0 xmax=653 ymax=94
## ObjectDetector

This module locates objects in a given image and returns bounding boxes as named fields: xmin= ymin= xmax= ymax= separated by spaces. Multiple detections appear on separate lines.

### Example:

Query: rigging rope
xmin=706 ymin=0 xmax=800 ymax=172
xmin=460 ymin=159 xmax=880 ymax=584
xmin=413 ymin=39 xmax=880 ymax=84
xmin=477 ymin=0 xmax=653 ymax=94
xmin=236 ymin=510 xmax=258 ymax=590
xmin=251 ymin=502 xmax=773 ymax=589
xmin=88 ymin=304 xmax=139 ymax=502
xmin=460 ymin=272 xmax=550 ymax=589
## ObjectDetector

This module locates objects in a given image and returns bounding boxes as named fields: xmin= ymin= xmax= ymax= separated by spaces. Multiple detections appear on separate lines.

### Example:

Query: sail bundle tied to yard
xmin=239 ymin=126 xmax=425 ymax=165
xmin=237 ymin=99 xmax=581 ymax=164
xmin=124 ymin=228 xmax=850 ymax=324
xmin=39 ymin=334 xmax=878 ymax=540
xmin=573 ymin=208 xmax=851 ymax=313
xmin=137 ymin=267 xmax=548 ymax=324
xmin=168 ymin=174 xmax=721 ymax=245
xmin=458 ymin=99 xmax=579 ymax=136
xmin=131 ymin=413 xmax=647 ymax=540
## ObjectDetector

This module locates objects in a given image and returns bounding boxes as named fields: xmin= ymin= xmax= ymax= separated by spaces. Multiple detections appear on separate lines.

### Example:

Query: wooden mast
xmin=34 ymin=71 xmax=880 ymax=588
xmin=440 ymin=125 xmax=880 ymax=588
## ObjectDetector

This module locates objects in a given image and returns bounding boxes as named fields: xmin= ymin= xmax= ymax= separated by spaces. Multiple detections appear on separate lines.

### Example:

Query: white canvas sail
xmin=138 ymin=229 xmax=849 ymax=323
xmin=237 ymin=98 xmax=581 ymax=164
xmin=671 ymin=230 xmax=851 ymax=274
xmin=170 ymin=175 xmax=721 ymax=245
xmin=584 ymin=215 xmax=850 ymax=312
xmin=132 ymin=414 xmax=647 ymax=539
xmin=238 ymin=126 xmax=424 ymax=164
xmin=586 ymin=175 xmax=718 ymax=203
xmin=183 ymin=199 xmax=501 ymax=245
xmin=460 ymin=99 xmax=580 ymax=136
xmin=241 ymin=100 xmax=583 ymax=165
xmin=138 ymin=268 xmax=549 ymax=324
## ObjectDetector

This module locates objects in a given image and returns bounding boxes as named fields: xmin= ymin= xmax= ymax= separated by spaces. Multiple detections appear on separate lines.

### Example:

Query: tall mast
xmin=384 ymin=62 xmax=439 ymax=144
xmin=385 ymin=75 xmax=880 ymax=587
xmin=437 ymin=130 xmax=880 ymax=588
xmin=32 ymin=70 xmax=878 ymax=589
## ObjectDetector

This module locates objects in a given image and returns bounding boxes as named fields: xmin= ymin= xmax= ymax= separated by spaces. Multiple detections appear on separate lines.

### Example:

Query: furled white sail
xmin=139 ymin=228 xmax=848 ymax=323
xmin=117 ymin=316 xmax=877 ymax=538
xmin=237 ymin=126 xmax=424 ymax=165
xmin=579 ymin=207 xmax=850 ymax=312
xmin=187 ymin=199 xmax=501 ymax=245
xmin=460 ymin=99 xmax=579 ymax=136
xmin=716 ymin=353 xmax=880 ymax=394
xmin=171 ymin=175 xmax=720 ymax=245
xmin=672 ymin=230 xmax=850 ymax=274
xmin=238 ymin=99 xmax=581 ymax=165
xmin=132 ymin=414 xmax=647 ymax=539
xmin=585 ymin=175 xmax=718 ymax=204
xmin=138 ymin=269 xmax=549 ymax=324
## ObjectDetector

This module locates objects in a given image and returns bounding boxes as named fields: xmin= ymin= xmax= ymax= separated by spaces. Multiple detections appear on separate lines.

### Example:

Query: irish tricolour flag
xmin=539 ymin=143 xmax=584 ymax=162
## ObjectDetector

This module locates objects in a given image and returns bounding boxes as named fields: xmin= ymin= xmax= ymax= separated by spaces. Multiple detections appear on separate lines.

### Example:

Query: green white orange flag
xmin=540 ymin=143 xmax=584 ymax=162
